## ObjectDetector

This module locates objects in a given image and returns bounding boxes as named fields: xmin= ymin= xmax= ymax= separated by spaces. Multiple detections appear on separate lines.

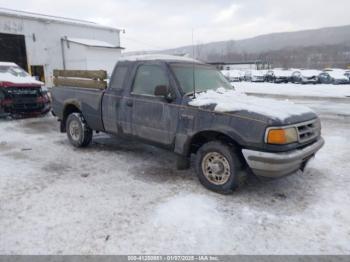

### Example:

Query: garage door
xmin=0 ymin=33 xmax=28 ymax=71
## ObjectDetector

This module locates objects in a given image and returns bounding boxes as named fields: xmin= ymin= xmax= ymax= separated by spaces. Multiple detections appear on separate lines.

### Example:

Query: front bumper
xmin=242 ymin=138 xmax=325 ymax=178
xmin=2 ymin=102 xmax=51 ymax=117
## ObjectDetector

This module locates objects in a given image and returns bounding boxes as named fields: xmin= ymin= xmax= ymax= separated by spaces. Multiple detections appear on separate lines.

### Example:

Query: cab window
xmin=110 ymin=65 xmax=129 ymax=90
xmin=132 ymin=65 xmax=169 ymax=96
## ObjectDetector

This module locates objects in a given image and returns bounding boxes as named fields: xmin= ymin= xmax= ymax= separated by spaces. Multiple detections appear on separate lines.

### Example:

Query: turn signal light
xmin=266 ymin=127 xmax=298 ymax=144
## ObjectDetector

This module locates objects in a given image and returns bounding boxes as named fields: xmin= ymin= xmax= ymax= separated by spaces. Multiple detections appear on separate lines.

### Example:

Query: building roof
xmin=118 ymin=54 xmax=202 ymax=63
xmin=66 ymin=37 xmax=124 ymax=49
xmin=0 ymin=7 xmax=120 ymax=31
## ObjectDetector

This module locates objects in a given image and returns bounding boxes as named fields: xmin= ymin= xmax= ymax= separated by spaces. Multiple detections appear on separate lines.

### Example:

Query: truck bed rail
xmin=53 ymin=70 xmax=107 ymax=89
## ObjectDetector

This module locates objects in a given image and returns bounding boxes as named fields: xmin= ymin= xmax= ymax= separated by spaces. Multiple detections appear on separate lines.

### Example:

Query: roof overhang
xmin=65 ymin=37 xmax=125 ymax=49
xmin=0 ymin=7 xmax=121 ymax=32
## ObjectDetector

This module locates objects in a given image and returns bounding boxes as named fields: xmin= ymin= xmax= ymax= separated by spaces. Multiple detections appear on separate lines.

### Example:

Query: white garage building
xmin=0 ymin=8 xmax=123 ymax=86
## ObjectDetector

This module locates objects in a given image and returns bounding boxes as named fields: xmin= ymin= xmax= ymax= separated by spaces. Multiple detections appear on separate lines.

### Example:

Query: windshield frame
xmin=168 ymin=62 xmax=233 ymax=97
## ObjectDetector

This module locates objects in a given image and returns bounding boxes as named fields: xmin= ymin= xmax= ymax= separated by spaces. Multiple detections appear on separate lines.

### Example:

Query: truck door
xmin=102 ymin=63 xmax=130 ymax=134
xmin=129 ymin=63 xmax=175 ymax=145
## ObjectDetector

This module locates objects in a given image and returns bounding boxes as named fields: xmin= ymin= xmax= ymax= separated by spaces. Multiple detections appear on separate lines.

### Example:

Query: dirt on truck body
xmin=51 ymin=54 xmax=324 ymax=194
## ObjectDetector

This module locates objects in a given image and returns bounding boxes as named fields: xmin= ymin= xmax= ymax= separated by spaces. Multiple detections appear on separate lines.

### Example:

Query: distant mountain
xmin=127 ymin=25 xmax=350 ymax=69
xmin=164 ymin=25 xmax=350 ymax=58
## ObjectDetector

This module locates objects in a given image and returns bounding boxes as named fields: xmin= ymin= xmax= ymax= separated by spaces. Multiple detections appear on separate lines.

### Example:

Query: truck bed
xmin=51 ymin=85 xmax=105 ymax=131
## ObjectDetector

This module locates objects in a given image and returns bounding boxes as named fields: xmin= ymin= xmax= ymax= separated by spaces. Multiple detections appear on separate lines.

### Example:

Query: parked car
xmin=0 ymin=62 xmax=51 ymax=117
xmin=265 ymin=70 xmax=275 ymax=82
xmin=221 ymin=69 xmax=244 ymax=82
xmin=244 ymin=70 xmax=265 ymax=82
xmin=51 ymin=55 xmax=324 ymax=194
xmin=319 ymin=70 xmax=349 ymax=84
xmin=291 ymin=70 xmax=321 ymax=84
xmin=271 ymin=69 xmax=293 ymax=83
xmin=266 ymin=69 xmax=293 ymax=83
xmin=344 ymin=70 xmax=350 ymax=81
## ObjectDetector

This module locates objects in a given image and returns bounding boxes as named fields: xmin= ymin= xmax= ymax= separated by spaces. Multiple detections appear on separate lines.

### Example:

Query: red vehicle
xmin=0 ymin=62 xmax=51 ymax=117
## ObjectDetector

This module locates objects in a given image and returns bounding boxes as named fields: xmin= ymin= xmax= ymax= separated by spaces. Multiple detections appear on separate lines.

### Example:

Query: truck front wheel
xmin=66 ymin=113 xmax=93 ymax=147
xmin=195 ymin=141 xmax=245 ymax=194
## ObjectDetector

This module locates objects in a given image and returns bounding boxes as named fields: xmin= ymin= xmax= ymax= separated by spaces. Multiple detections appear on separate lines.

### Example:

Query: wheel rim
xmin=201 ymin=152 xmax=231 ymax=185
xmin=69 ymin=120 xmax=81 ymax=141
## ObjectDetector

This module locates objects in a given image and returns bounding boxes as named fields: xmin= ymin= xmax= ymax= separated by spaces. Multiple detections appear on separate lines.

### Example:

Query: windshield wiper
xmin=184 ymin=90 xmax=206 ymax=98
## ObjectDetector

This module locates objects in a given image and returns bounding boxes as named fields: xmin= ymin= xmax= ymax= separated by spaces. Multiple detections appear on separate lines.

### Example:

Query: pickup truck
xmin=51 ymin=55 xmax=324 ymax=194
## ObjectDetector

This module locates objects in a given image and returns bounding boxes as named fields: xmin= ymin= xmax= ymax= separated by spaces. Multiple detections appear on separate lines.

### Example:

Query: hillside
xmin=128 ymin=25 xmax=350 ymax=69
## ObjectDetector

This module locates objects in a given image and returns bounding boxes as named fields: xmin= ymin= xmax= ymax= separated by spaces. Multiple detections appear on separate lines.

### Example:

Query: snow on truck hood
xmin=189 ymin=88 xmax=314 ymax=121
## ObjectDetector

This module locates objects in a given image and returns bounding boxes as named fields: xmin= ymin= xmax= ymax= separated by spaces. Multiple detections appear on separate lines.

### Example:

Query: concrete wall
xmin=0 ymin=14 xmax=121 ymax=86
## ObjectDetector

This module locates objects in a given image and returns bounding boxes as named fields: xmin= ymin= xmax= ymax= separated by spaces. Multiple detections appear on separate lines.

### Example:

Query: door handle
xmin=126 ymin=100 xmax=133 ymax=107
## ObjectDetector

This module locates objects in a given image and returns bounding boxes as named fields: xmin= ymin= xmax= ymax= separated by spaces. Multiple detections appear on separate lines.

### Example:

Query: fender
xmin=174 ymin=127 xmax=245 ymax=157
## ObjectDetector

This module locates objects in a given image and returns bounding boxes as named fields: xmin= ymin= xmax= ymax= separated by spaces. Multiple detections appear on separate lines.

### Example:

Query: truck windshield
xmin=171 ymin=63 xmax=233 ymax=95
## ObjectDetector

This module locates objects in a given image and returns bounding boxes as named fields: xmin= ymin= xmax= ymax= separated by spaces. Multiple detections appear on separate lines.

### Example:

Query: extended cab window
xmin=132 ymin=65 xmax=169 ymax=96
xmin=110 ymin=65 xmax=128 ymax=90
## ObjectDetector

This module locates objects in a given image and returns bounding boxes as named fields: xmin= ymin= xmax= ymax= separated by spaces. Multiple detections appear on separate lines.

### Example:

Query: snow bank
xmin=189 ymin=88 xmax=314 ymax=121
xmin=234 ymin=82 xmax=350 ymax=98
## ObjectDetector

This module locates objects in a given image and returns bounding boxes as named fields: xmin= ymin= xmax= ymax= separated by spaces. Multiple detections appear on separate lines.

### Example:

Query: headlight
xmin=265 ymin=127 xmax=298 ymax=144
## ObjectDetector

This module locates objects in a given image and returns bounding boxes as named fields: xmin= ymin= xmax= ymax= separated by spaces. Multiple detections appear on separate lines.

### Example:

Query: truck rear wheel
xmin=66 ymin=113 xmax=93 ymax=147
xmin=195 ymin=141 xmax=245 ymax=194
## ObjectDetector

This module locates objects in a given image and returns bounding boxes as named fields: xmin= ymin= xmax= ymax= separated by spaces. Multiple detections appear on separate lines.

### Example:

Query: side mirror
xmin=154 ymin=85 xmax=173 ymax=101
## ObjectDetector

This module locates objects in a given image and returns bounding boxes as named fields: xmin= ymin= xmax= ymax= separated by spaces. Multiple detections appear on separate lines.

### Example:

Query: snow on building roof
xmin=118 ymin=54 xmax=202 ymax=63
xmin=0 ymin=7 xmax=120 ymax=31
xmin=66 ymin=37 xmax=123 ymax=49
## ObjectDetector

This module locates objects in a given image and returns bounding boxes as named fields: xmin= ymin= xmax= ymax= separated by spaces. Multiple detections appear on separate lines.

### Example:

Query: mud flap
xmin=60 ymin=120 xmax=66 ymax=133
xmin=300 ymin=154 xmax=315 ymax=172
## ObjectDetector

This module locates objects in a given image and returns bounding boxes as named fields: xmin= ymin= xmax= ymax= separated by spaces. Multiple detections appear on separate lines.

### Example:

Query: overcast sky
xmin=1 ymin=0 xmax=350 ymax=51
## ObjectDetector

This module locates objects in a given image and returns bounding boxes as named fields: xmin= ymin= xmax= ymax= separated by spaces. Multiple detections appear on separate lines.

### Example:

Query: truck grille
xmin=296 ymin=119 xmax=321 ymax=144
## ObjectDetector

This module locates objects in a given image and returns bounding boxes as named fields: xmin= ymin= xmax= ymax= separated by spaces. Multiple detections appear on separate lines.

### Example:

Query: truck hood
xmin=188 ymin=88 xmax=317 ymax=124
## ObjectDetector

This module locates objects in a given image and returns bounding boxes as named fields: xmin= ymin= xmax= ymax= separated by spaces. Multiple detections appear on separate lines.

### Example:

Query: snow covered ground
xmin=234 ymin=82 xmax=350 ymax=99
xmin=0 ymin=97 xmax=350 ymax=254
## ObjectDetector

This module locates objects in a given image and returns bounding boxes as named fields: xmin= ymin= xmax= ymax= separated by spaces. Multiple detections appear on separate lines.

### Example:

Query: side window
xmin=110 ymin=65 xmax=129 ymax=90
xmin=132 ymin=65 xmax=169 ymax=96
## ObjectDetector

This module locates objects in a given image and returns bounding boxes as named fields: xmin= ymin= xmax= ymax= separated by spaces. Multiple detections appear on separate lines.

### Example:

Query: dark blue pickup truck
xmin=51 ymin=55 xmax=324 ymax=194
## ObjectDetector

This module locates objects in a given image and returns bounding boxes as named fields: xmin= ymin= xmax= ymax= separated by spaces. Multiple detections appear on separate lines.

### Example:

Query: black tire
xmin=195 ymin=141 xmax=245 ymax=194
xmin=66 ymin=112 xmax=93 ymax=147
